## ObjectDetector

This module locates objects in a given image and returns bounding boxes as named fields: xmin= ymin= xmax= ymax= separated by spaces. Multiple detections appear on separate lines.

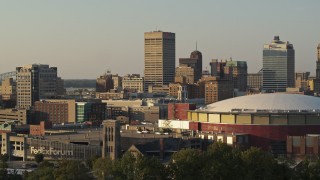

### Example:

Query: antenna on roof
xmin=196 ymin=41 xmax=198 ymax=50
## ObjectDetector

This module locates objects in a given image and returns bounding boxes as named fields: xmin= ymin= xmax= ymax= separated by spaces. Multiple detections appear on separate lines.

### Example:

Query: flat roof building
xmin=144 ymin=31 xmax=175 ymax=91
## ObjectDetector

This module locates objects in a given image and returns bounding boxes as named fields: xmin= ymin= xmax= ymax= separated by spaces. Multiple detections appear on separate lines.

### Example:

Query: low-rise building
xmin=34 ymin=99 xmax=76 ymax=124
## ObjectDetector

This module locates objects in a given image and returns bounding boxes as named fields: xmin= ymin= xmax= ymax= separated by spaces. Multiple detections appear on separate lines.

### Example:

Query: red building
xmin=168 ymin=103 xmax=196 ymax=120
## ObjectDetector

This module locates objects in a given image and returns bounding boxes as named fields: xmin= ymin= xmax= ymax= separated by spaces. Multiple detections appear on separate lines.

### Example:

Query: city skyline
xmin=1 ymin=1 xmax=320 ymax=79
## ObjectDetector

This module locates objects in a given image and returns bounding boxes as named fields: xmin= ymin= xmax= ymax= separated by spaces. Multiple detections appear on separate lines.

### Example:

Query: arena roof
xmin=201 ymin=94 xmax=320 ymax=113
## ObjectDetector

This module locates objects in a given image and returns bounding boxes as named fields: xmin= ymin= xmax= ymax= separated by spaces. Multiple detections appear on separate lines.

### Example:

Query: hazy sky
xmin=1 ymin=0 xmax=320 ymax=79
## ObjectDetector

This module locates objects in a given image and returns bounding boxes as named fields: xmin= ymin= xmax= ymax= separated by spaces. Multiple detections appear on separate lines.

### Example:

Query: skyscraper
xmin=315 ymin=44 xmax=320 ymax=93
xmin=16 ymin=64 xmax=58 ymax=109
xmin=179 ymin=50 xmax=202 ymax=82
xmin=144 ymin=31 xmax=175 ymax=91
xmin=262 ymin=36 xmax=295 ymax=92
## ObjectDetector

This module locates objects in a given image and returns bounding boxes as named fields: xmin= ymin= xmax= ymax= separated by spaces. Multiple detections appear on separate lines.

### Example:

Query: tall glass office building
xmin=262 ymin=36 xmax=295 ymax=92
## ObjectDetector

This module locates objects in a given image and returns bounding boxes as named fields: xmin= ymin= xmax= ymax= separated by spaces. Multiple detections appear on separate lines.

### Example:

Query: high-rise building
xmin=262 ymin=36 xmax=295 ymax=92
xmin=210 ymin=59 xmax=226 ymax=78
xmin=122 ymin=74 xmax=144 ymax=93
xmin=295 ymin=72 xmax=310 ymax=91
xmin=144 ymin=31 xmax=175 ymax=91
xmin=1 ymin=78 xmax=16 ymax=108
xmin=179 ymin=50 xmax=202 ymax=82
xmin=102 ymin=120 xmax=121 ymax=160
xmin=247 ymin=70 xmax=263 ymax=90
xmin=224 ymin=60 xmax=247 ymax=91
xmin=204 ymin=77 xmax=234 ymax=105
xmin=210 ymin=59 xmax=247 ymax=91
xmin=314 ymin=44 xmax=320 ymax=93
xmin=96 ymin=73 xmax=114 ymax=92
xmin=16 ymin=64 xmax=58 ymax=109
xmin=175 ymin=67 xmax=195 ymax=84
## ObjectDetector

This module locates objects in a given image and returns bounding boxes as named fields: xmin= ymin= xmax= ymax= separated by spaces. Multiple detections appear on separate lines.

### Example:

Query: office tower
xmin=210 ymin=59 xmax=226 ymax=78
xmin=122 ymin=74 xmax=144 ymax=92
xmin=247 ymin=70 xmax=263 ymax=90
xmin=210 ymin=59 xmax=247 ymax=91
xmin=1 ymin=78 xmax=16 ymax=108
xmin=96 ymin=73 xmax=114 ymax=92
xmin=144 ymin=31 xmax=175 ymax=91
xmin=224 ymin=60 xmax=247 ymax=91
xmin=315 ymin=44 xmax=320 ymax=93
xmin=179 ymin=50 xmax=202 ymax=82
xmin=76 ymin=100 xmax=106 ymax=125
xmin=175 ymin=67 xmax=195 ymax=84
xmin=56 ymin=77 xmax=66 ymax=96
xmin=16 ymin=64 xmax=58 ymax=109
xmin=102 ymin=120 xmax=121 ymax=160
xmin=262 ymin=36 xmax=295 ymax=92
xmin=112 ymin=74 xmax=122 ymax=91
xmin=204 ymin=77 xmax=233 ymax=104
xmin=295 ymin=72 xmax=310 ymax=91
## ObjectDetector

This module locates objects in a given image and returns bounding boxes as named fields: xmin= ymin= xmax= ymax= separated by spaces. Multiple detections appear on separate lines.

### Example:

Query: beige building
xmin=175 ymin=67 xmax=195 ymax=84
xmin=148 ymin=85 xmax=170 ymax=94
xmin=16 ymin=64 xmax=58 ymax=109
xmin=112 ymin=74 xmax=122 ymax=91
xmin=130 ymin=106 xmax=159 ymax=123
xmin=1 ymin=132 xmax=27 ymax=161
xmin=34 ymin=99 xmax=76 ymax=124
xmin=122 ymin=74 xmax=144 ymax=92
xmin=102 ymin=120 xmax=121 ymax=160
xmin=1 ymin=78 xmax=16 ymax=101
xmin=204 ymin=77 xmax=234 ymax=104
xmin=0 ymin=109 xmax=29 ymax=124
xmin=144 ymin=31 xmax=175 ymax=91
xmin=247 ymin=71 xmax=262 ymax=90
xmin=295 ymin=72 xmax=310 ymax=91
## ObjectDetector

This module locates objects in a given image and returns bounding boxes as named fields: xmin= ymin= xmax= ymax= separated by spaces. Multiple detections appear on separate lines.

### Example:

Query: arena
xmin=188 ymin=94 xmax=320 ymax=152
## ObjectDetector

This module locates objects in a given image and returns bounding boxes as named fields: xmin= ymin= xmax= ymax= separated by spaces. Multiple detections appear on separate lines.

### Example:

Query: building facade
xmin=205 ymin=78 xmax=234 ymax=104
xmin=175 ymin=67 xmax=195 ymax=84
xmin=262 ymin=36 xmax=295 ymax=92
xmin=224 ymin=60 xmax=247 ymax=91
xmin=168 ymin=103 xmax=196 ymax=120
xmin=76 ymin=101 xmax=106 ymax=124
xmin=16 ymin=64 xmax=58 ymax=109
xmin=122 ymin=74 xmax=144 ymax=93
xmin=314 ymin=44 xmax=320 ymax=94
xmin=179 ymin=50 xmax=202 ymax=83
xmin=247 ymin=70 xmax=263 ymax=90
xmin=102 ymin=120 xmax=121 ymax=160
xmin=34 ymin=99 xmax=76 ymax=124
xmin=96 ymin=73 xmax=114 ymax=92
xmin=144 ymin=31 xmax=175 ymax=91
xmin=295 ymin=72 xmax=310 ymax=91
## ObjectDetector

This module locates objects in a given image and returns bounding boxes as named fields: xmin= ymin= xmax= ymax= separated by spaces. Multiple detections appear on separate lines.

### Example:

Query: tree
xmin=134 ymin=156 xmax=167 ymax=180
xmin=168 ymin=148 xmax=204 ymax=180
xmin=93 ymin=157 xmax=114 ymax=180
xmin=241 ymin=147 xmax=278 ymax=180
xmin=26 ymin=160 xmax=55 ymax=180
xmin=0 ymin=154 xmax=9 ymax=180
xmin=34 ymin=153 xmax=44 ymax=164
xmin=112 ymin=152 xmax=137 ymax=180
xmin=86 ymin=155 xmax=100 ymax=170
xmin=202 ymin=142 xmax=244 ymax=179
xmin=53 ymin=160 xmax=91 ymax=180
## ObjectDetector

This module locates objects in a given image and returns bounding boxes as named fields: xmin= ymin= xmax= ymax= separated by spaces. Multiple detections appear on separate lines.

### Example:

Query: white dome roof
xmin=202 ymin=94 xmax=320 ymax=113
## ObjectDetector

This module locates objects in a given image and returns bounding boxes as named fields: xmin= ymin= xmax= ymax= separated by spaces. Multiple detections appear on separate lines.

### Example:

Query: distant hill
xmin=64 ymin=79 xmax=96 ymax=88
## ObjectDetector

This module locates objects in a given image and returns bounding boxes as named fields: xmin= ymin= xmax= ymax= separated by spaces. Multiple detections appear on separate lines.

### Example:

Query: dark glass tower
xmin=262 ymin=36 xmax=295 ymax=92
